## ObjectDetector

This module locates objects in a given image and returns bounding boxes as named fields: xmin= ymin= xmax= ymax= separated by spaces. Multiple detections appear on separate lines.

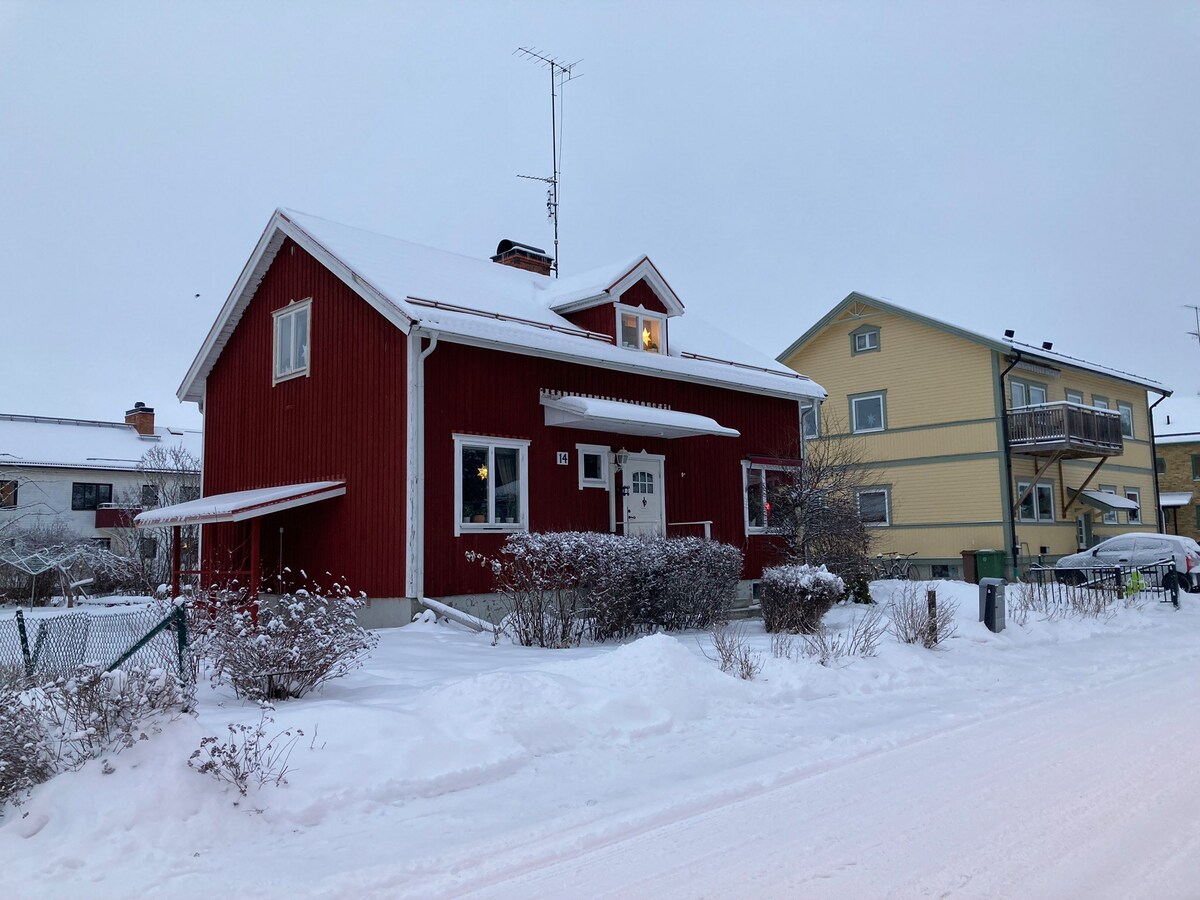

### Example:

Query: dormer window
xmin=618 ymin=308 xmax=665 ymax=354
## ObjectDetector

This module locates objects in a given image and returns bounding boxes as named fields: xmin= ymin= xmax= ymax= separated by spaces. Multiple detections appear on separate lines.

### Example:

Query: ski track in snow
xmin=332 ymin=642 xmax=1200 ymax=899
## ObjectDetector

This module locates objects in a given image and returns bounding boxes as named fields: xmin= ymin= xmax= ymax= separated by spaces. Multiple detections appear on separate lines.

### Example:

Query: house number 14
xmin=556 ymin=451 xmax=569 ymax=465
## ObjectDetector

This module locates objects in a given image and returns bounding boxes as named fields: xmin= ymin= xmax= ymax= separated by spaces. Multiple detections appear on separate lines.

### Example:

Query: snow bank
xmin=3 ymin=579 xmax=1197 ymax=898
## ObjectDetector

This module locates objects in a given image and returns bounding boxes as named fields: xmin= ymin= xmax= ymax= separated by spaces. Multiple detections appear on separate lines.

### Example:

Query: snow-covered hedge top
xmin=761 ymin=564 xmax=845 ymax=597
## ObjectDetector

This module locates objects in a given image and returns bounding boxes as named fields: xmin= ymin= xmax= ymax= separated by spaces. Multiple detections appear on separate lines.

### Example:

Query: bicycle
xmin=874 ymin=551 xmax=919 ymax=580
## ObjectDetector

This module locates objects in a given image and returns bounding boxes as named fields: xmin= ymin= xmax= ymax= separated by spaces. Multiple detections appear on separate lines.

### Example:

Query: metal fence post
xmin=174 ymin=605 xmax=188 ymax=679
xmin=15 ymin=609 xmax=32 ymax=678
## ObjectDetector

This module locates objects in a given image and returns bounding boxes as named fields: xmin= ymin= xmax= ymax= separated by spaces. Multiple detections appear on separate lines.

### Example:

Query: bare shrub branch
xmin=888 ymin=582 xmax=958 ymax=649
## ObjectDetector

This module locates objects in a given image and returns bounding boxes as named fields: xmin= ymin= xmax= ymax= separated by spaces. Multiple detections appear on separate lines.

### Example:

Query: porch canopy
xmin=1078 ymin=490 xmax=1140 ymax=513
xmin=134 ymin=481 xmax=346 ymax=528
xmin=541 ymin=394 xmax=739 ymax=439
xmin=134 ymin=481 xmax=346 ymax=600
xmin=1159 ymin=492 xmax=1193 ymax=509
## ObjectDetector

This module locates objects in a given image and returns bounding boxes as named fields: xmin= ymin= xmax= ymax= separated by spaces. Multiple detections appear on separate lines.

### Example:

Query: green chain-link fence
xmin=0 ymin=605 xmax=188 ymax=684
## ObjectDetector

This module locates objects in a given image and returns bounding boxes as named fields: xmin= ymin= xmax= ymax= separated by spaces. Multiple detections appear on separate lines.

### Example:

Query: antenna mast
xmin=1188 ymin=305 xmax=1200 ymax=349
xmin=515 ymin=46 xmax=580 ymax=277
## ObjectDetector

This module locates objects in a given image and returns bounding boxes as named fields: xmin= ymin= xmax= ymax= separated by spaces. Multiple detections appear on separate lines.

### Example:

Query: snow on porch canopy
xmin=540 ymin=394 xmax=739 ymax=439
xmin=133 ymin=481 xmax=347 ymax=528
xmin=1078 ymin=490 xmax=1140 ymax=513
xmin=1159 ymin=492 xmax=1193 ymax=509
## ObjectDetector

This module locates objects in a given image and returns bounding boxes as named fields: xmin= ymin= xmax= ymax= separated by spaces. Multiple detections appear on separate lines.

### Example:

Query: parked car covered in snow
xmin=1055 ymin=533 xmax=1200 ymax=591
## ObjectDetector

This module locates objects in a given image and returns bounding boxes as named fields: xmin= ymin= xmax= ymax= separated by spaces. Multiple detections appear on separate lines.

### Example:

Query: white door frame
xmin=620 ymin=451 xmax=666 ymax=536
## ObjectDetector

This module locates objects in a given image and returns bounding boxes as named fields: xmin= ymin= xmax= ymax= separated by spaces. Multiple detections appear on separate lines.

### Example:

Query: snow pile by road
xmin=3 ymin=579 xmax=1199 ymax=899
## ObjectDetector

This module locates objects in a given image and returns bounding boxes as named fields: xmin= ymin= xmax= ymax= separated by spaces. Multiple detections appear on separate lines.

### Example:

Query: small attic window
xmin=273 ymin=298 xmax=312 ymax=384
xmin=850 ymin=324 xmax=880 ymax=356
xmin=617 ymin=307 xmax=665 ymax=354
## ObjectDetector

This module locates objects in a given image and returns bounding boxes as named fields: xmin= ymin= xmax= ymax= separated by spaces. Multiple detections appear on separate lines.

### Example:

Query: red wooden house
xmin=138 ymin=209 xmax=825 ymax=625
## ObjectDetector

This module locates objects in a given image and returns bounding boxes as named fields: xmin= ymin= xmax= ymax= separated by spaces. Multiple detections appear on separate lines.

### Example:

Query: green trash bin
xmin=975 ymin=549 xmax=1007 ymax=581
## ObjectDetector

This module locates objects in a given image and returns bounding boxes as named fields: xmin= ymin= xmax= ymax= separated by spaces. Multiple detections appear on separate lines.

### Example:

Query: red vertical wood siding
xmin=422 ymin=341 xmax=799 ymax=596
xmin=201 ymin=239 xmax=407 ymax=597
xmin=562 ymin=302 xmax=617 ymax=339
xmin=618 ymin=279 xmax=670 ymax=314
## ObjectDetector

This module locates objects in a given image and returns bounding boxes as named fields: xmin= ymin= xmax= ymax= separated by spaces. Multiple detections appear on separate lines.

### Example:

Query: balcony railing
xmin=1007 ymin=401 xmax=1123 ymax=458
xmin=95 ymin=503 xmax=142 ymax=529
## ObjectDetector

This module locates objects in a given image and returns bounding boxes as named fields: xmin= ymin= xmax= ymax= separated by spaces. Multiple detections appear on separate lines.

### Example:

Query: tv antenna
xmin=515 ymin=46 xmax=581 ymax=277
xmin=1188 ymin=305 xmax=1200 ymax=348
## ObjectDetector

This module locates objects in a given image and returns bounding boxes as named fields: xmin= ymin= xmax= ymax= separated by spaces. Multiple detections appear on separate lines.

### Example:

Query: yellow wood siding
xmin=783 ymin=299 xmax=1164 ymax=570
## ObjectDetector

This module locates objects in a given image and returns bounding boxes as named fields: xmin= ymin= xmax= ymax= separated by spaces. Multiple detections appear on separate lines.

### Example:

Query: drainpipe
xmin=1148 ymin=391 xmax=1171 ymax=533
xmin=999 ymin=350 xmax=1022 ymax=577
xmin=406 ymin=328 xmax=439 ymax=602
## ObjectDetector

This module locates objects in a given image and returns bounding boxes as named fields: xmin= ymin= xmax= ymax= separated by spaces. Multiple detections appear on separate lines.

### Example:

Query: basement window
xmin=273 ymin=298 xmax=312 ymax=383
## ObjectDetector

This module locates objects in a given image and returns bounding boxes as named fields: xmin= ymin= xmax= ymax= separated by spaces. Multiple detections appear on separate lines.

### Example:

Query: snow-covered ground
xmin=3 ymin=580 xmax=1199 ymax=899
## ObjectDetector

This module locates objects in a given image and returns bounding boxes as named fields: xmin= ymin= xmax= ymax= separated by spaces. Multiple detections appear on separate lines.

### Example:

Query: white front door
xmin=624 ymin=455 xmax=665 ymax=536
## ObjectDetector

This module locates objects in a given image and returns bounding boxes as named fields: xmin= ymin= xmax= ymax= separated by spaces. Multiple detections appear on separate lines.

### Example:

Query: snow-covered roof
xmin=0 ymin=414 xmax=201 ymax=473
xmin=135 ymin=481 xmax=344 ymax=527
xmin=1156 ymin=432 xmax=1200 ymax=446
xmin=1079 ymin=490 xmax=1140 ymax=512
xmin=541 ymin=394 xmax=740 ymax=439
xmin=782 ymin=292 xmax=1168 ymax=395
xmin=179 ymin=209 xmax=823 ymax=405
xmin=1159 ymin=492 xmax=1193 ymax=508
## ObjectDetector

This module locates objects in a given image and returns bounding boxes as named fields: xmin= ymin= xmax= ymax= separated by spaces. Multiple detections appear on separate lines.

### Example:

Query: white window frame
xmin=1092 ymin=396 xmax=1109 ymax=410
xmin=1124 ymin=487 xmax=1141 ymax=524
xmin=856 ymin=486 xmax=891 ymax=526
xmin=742 ymin=462 xmax=791 ymax=535
xmin=453 ymin=434 xmax=530 ymax=536
xmin=1117 ymin=401 xmax=1134 ymax=439
xmin=1017 ymin=480 xmax=1055 ymax=522
xmin=1098 ymin=485 xmax=1119 ymax=525
xmin=615 ymin=304 xmax=667 ymax=354
xmin=576 ymin=443 xmax=610 ymax=490
xmin=1065 ymin=389 xmax=1084 ymax=405
xmin=1011 ymin=379 xmax=1047 ymax=409
xmin=272 ymin=297 xmax=312 ymax=385
xmin=851 ymin=392 xmax=886 ymax=434
xmin=801 ymin=400 xmax=820 ymax=439
xmin=854 ymin=330 xmax=879 ymax=352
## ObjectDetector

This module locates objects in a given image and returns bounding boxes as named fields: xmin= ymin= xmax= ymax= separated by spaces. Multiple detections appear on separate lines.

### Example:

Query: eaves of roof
xmin=779 ymin=291 xmax=1169 ymax=395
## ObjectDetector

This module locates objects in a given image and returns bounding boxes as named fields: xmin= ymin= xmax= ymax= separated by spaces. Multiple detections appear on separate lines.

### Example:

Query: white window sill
xmin=273 ymin=368 xmax=310 ymax=385
xmin=458 ymin=523 xmax=527 ymax=534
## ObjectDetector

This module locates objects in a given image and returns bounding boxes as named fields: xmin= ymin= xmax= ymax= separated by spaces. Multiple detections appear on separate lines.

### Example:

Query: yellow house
xmin=779 ymin=293 xmax=1171 ymax=579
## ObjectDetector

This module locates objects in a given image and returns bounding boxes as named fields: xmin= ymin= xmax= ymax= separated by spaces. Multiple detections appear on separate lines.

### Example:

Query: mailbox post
xmin=979 ymin=577 xmax=1006 ymax=633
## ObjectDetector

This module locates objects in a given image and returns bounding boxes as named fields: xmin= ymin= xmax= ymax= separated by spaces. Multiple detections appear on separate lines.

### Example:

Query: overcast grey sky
xmin=1 ymin=1 xmax=1197 ymax=432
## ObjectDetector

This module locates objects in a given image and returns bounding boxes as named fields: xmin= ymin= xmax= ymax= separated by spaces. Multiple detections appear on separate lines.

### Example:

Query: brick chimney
xmin=125 ymin=401 xmax=155 ymax=436
xmin=491 ymin=239 xmax=553 ymax=276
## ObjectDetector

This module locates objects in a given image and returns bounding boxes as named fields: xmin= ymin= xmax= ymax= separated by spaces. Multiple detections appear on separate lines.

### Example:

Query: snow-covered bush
xmin=189 ymin=705 xmax=302 ymax=796
xmin=655 ymin=537 xmax=743 ymax=632
xmin=485 ymin=532 xmax=743 ymax=647
xmin=888 ymin=581 xmax=958 ymax=648
xmin=0 ymin=664 xmax=190 ymax=810
xmin=206 ymin=585 xmax=378 ymax=700
xmin=0 ymin=686 xmax=54 ymax=808
xmin=760 ymin=564 xmax=845 ymax=633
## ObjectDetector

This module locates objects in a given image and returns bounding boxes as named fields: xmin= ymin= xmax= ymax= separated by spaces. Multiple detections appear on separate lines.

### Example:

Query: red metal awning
xmin=133 ymin=481 xmax=346 ymax=528
xmin=746 ymin=456 xmax=803 ymax=468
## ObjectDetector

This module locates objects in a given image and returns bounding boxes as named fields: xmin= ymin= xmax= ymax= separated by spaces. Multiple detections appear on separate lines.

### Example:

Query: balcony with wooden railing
xmin=1007 ymin=401 xmax=1124 ymax=458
